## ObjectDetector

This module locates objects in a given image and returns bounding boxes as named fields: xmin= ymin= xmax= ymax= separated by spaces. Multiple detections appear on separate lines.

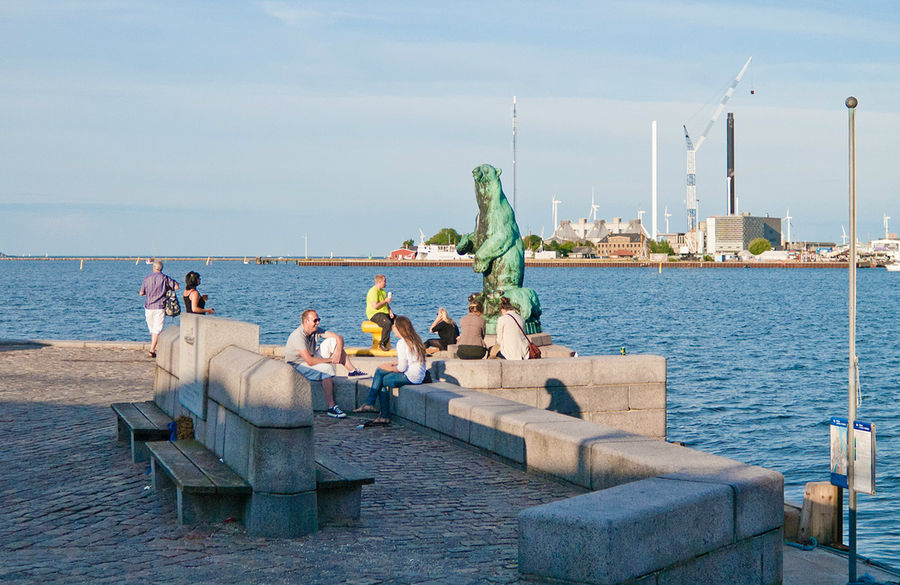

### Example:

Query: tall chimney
xmin=727 ymin=112 xmax=735 ymax=215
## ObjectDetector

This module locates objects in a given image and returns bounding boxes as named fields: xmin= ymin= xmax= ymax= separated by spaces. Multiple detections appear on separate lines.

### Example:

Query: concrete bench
xmin=111 ymin=401 xmax=174 ymax=463
xmin=148 ymin=439 xmax=252 ymax=524
xmin=315 ymin=453 xmax=374 ymax=526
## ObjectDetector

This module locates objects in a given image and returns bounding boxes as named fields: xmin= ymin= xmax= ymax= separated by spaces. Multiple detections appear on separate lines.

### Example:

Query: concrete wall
xmin=329 ymin=377 xmax=782 ymax=585
xmin=429 ymin=355 xmax=667 ymax=440
xmin=153 ymin=320 xmax=317 ymax=537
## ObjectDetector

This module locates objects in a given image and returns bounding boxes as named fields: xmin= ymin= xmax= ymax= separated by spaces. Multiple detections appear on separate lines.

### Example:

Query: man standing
xmin=285 ymin=309 xmax=366 ymax=418
xmin=366 ymin=274 xmax=394 ymax=351
xmin=139 ymin=260 xmax=179 ymax=358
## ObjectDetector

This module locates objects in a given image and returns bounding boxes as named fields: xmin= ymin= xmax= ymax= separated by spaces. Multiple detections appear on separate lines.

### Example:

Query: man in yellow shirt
xmin=366 ymin=274 xmax=394 ymax=351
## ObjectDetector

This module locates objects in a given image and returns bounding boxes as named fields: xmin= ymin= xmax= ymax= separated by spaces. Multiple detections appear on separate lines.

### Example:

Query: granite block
xmin=244 ymin=490 xmax=318 ymax=537
xmin=222 ymin=410 xmax=251 ymax=479
xmin=628 ymin=382 xmax=667 ymax=410
xmin=430 ymin=359 xmax=502 ymax=389
xmin=518 ymin=477 xmax=734 ymax=585
xmin=591 ymin=354 xmax=666 ymax=385
xmin=207 ymin=347 xmax=265 ymax=414
xmin=657 ymin=535 xmax=760 ymax=585
xmin=537 ymin=384 xmax=629 ymax=415
xmin=247 ymin=426 xmax=315 ymax=493
xmin=242 ymin=358 xmax=313 ymax=428
xmin=500 ymin=357 xmax=594 ymax=389
xmin=587 ymin=409 xmax=667 ymax=440
xmin=524 ymin=419 xmax=647 ymax=488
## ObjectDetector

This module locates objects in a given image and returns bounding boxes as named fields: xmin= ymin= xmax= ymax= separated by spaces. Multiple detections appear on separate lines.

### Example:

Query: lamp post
xmin=846 ymin=94 xmax=858 ymax=583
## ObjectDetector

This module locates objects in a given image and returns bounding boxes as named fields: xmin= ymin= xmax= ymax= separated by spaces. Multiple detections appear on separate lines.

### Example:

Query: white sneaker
xmin=326 ymin=405 xmax=347 ymax=418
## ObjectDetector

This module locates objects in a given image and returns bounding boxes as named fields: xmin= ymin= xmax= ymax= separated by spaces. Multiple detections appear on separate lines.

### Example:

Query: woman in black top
xmin=183 ymin=271 xmax=215 ymax=315
xmin=424 ymin=307 xmax=459 ymax=355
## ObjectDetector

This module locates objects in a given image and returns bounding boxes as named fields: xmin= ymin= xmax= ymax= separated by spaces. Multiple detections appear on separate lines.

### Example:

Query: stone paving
xmin=0 ymin=345 xmax=583 ymax=585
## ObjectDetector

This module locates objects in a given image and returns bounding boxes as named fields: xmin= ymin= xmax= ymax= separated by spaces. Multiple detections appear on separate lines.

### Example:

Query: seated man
xmin=366 ymin=274 xmax=394 ymax=351
xmin=285 ymin=309 xmax=365 ymax=418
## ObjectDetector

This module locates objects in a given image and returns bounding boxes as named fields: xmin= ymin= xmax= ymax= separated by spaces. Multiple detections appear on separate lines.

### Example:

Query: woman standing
xmin=424 ymin=307 xmax=459 ymax=355
xmin=456 ymin=300 xmax=487 ymax=359
xmin=353 ymin=315 xmax=426 ymax=426
xmin=183 ymin=271 xmax=215 ymax=315
xmin=494 ymin=297 xmax=529 ymax=360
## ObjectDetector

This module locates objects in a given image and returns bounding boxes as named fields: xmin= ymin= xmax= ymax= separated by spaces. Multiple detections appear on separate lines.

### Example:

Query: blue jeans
xmin=366 ymin=368 xmax=411 ymax=418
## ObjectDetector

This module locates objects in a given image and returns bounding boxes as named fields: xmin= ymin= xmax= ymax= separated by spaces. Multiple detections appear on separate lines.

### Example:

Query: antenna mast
xmin=512 ymin=96 xmax=518 ymax=214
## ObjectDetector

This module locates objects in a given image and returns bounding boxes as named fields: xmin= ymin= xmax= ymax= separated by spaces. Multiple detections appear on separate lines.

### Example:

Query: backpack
xmin=164 ymin=288 xmax=181 ymax=317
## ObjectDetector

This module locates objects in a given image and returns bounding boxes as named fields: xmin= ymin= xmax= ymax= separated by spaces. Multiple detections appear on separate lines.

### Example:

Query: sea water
xmin=1 ymin=260 xmax=898 ymax=564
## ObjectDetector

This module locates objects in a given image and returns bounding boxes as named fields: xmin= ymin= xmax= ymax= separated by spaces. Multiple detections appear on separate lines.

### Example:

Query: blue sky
xmin=2 ymin=1 xmax=899 ymax=256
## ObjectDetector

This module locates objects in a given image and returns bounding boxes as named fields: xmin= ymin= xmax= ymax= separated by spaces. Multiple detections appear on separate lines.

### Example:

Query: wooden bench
xmin=315 ymin=453 xmax=374 ymax=526
xmin=147 ymin=439 xmax=252 ymax=524
xmin=147 ymin=439 xmax=374 ymax=527
xmin=111 ymin=401 xmax=173 ymax=463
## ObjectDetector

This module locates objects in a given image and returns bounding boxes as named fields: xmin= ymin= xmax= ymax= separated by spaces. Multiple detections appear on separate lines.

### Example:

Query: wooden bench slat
xmin=173 ymin=440 xmax=250 ymax=493
xmin=315 ymin=454 xmax=374 ymax=487
xmin=147 ymin=441 xmax=216 ymax=493
xmin=132 ymin=400 xmax=173 ymax=429
xmin=111 ymin=402 xmax=159 ymax=432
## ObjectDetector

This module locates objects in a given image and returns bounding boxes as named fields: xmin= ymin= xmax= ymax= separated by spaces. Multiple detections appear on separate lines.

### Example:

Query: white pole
xmin=651 ymin=121 xmax=658 ymax=241
xmin=846 ymin=95 xmax=859 ymax=583
xmin=512 ymin=96 xmax=518 ymax=215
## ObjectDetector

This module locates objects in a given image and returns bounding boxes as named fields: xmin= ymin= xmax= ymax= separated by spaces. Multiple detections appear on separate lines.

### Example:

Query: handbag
xmin=511 ymin=315 xmax=541 ymax=359
xmin=164 ymin=288 xmax=181 ymax=317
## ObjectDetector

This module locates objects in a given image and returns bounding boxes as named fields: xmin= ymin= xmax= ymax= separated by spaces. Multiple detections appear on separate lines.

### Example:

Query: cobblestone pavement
xmin=0 ymin=345 xmax=583 ymax=585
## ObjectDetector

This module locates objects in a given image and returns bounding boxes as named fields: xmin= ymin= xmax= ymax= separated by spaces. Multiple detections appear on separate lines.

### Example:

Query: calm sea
xmin=1 ymin=260 xmax=898 ymax=565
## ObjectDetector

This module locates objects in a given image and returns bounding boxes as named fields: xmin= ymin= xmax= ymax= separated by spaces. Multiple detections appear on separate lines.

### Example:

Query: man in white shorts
xmin=139 ymin=260 xmax=179 ymax=358
xmin=284 ymin=309 xmax=366 ymax=418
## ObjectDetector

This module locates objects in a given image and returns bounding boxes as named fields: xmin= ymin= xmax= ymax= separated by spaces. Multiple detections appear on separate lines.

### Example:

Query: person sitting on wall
xmin=491 ymin=296 xmax=530 ymax=360
xmin=352 ymin=315 xmax=426 ymax=426
xmin=285 ymin=309 xmax=366 ymax=418
xmin=456 ymin=300 xmax=487 ymax=360
xmin=424 ymin=307 xmax=459 ymax=355
xmin=366 ymin=274 xmax=394 ymax=351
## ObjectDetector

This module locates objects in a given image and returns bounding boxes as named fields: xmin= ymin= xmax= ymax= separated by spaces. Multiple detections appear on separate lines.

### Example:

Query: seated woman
xmin=424 ymin=307 xmax=459 ymax=355
xmin=183 ymin=271 xmax=215 ymax=315
xmin=493 ymin=296 xmax=529 ymax=360
xmin=456 ymin=300 xmax=487 ymax=359
xmin=353 ymin=315 xmax=426 ymax=426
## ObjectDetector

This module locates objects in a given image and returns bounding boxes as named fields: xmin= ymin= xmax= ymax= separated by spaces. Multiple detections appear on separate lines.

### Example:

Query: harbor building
xmin=706 ymin=213 xmax=782 ymax=256
xmin=548 ymin=217 xmax=648 ymax=245
xmin=594 ymin=232 xmax=649 ymax=259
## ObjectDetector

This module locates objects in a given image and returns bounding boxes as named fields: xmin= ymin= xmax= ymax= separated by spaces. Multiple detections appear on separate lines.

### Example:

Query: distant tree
xmin=522 ymin=234 xmax=543 ymax=251
xmin=402 ymin=239 xmax=414 ymax=249
xmin=547 ymin=240 xmax=574 ymax=257
xmin=427 ymin=228 xmax=462 ymax=245
xmin=649 ymin=240 xmax=675 ymax=255
xmin=748 ymin=238 xmax=773 ymax=255
xmin=702 ymin=254 xmax=713 ymax=262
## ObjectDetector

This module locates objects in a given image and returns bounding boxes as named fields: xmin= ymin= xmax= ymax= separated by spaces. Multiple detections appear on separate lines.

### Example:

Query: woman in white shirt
xmin=353 ymin=315 xmax=427 ymax=426
xmin=494 ymin=296 xmax=530 ymax=360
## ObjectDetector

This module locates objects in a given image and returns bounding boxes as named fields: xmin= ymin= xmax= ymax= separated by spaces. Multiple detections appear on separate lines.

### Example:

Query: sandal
xmin=148 ymin=351 xmax=157 ymax=358
xmin=364 ymin=418 xmax=391 ymax=427
xmin=352 ymin=405 xmax=378 ymax=413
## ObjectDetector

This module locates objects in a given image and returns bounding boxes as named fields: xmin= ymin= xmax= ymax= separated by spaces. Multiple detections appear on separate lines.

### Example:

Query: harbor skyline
xmin=2 ymin=1 xmax=900 ymax=257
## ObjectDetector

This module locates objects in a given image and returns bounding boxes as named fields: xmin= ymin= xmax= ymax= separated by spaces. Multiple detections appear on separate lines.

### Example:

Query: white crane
xmin=683 ymin=57 xmax=752 ymax=232
xmin=841 ymin=225 xmax=848 ymax=246
xmin=783 ymin=209 xmax=792 ymax=247
xmin=664 ymin=206 xmax=672 ymax=234
xmin=551 ymin=196 xmax=562 ymax=233
xmin=884 ymin=213 xmax=891 ymax=239
xmin=589 ymin=188 xmax=600 ymax=221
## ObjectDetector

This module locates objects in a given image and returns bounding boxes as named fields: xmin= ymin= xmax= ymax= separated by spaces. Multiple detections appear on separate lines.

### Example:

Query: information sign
xmin=830 ymin=417 xmax=876 ymax=495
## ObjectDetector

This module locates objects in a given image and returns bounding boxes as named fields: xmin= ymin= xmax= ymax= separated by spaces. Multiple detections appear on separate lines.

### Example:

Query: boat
xmin=415 ymin=229 xmax=472 ymax=261
xmin=885 ymin=263 xmax=900 ymax=272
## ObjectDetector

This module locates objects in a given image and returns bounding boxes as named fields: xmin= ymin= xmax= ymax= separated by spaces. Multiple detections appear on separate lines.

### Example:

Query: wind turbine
xmin=590 ymin=188 xmax=600 ymax=221
xmin=551 ymin=196 xmax=562 ymax=233
xmin=783 ymin=209 xmax=792 ymax=246
xmin=637 ymin=208 xmax=645 ymax=224
xmin=664 ymin=206 xmax=672 ymax=234
xmin=841 ymin=225 xmax=848 ymax=246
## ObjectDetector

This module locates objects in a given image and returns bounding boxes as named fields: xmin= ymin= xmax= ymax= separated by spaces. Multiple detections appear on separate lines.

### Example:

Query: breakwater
xmin=0 ymin=256 xmax=863 ymax=268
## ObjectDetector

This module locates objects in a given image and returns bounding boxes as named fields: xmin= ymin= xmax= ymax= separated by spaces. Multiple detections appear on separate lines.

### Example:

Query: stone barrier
xmin=429 ymin=355 xmax=667 ymax=440
xmin=330 ymin=375 xmax=782 ymax=585
xmin=152 ymin=317 xmax=317 ymax=537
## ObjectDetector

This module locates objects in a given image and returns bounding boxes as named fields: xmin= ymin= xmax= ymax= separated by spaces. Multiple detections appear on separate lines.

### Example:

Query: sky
xmin=2 ymin=0 xmax=900 ymax=257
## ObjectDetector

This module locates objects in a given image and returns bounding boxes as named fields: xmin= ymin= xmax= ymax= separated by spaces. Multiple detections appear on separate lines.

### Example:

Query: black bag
xmin=164 ymin=288 xmax=181 ymax=317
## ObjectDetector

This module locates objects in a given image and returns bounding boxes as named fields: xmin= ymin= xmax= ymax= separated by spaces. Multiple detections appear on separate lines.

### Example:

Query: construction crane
xmin=683 ymin=57 xmax=752 ymax=238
